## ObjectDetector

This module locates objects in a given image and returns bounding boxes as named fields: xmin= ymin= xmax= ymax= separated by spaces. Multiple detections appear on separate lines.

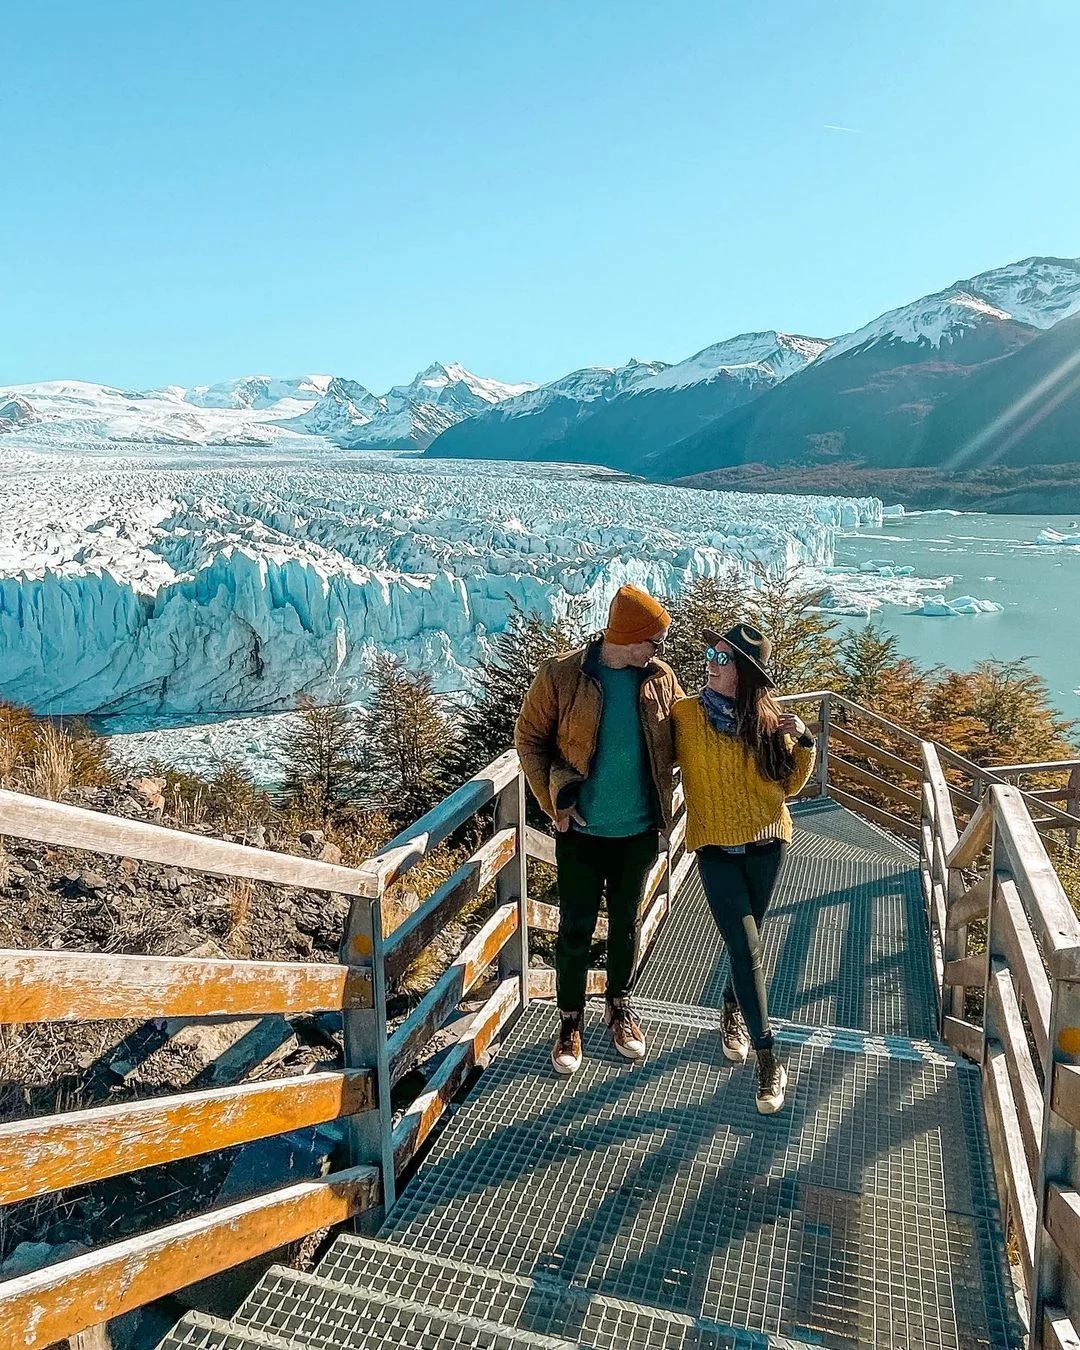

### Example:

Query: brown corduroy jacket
xmin=514 ymin=640 xmax=683 ymax=831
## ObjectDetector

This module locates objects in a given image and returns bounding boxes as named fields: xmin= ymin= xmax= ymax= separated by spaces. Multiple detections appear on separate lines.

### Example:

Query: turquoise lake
xmin=835 ymin=513 xmax=1080 ymax=722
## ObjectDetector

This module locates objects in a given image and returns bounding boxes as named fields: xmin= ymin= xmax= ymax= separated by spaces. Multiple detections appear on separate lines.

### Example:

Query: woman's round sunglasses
xmin=705 ymin=647 xmax=733 ymax=665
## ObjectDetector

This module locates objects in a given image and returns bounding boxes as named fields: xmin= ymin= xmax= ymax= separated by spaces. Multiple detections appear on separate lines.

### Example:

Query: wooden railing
xmin=0 ymin=748 xmax=690 ymax=1347
xmin=2 ymin=690 xmax=1078 ymax=1347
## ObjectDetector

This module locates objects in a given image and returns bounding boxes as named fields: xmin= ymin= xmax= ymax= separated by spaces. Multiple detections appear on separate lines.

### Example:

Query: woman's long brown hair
xmin=733 ymin=656 xmax=797 ymax=784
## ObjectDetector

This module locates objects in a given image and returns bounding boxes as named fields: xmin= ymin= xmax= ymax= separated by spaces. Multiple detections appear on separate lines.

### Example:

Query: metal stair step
xmin=311 ymin=1236 xmax=817 ymax=1350
xmin=158 ymin=1310 xmax=310 ymax=1350
xmin=233 ymin=1264 xmax=588 ymax=1349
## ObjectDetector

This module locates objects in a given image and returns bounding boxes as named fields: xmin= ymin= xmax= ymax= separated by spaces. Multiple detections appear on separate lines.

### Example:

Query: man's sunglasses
xmin=647 ymin=636 xmax=667 ymax=653
xmin=705 ymin=647 xmax=733 ymax=665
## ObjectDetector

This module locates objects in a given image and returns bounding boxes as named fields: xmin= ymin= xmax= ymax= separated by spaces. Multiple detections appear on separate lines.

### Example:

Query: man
xmin=515 ymin=583 xmax=683 ymax=1075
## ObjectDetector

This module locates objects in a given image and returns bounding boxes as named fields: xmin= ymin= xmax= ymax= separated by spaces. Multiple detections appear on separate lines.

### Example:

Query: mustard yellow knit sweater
xmin=672 ymin=696 xmax=817 ymax=850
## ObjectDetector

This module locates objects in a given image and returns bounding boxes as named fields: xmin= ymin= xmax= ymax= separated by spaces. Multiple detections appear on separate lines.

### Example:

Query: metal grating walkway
xmin=160 ymin=800 xmax=1022 ymax=1350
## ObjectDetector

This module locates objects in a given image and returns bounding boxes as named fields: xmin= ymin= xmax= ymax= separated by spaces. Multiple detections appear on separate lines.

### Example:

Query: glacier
xmin=0 ymin=450 xmax=885 ymax=725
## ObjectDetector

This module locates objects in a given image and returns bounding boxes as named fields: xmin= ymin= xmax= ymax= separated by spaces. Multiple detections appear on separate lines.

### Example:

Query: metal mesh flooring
xmin=376 ymin=1002 xmax=1017 ymax=1348
xmin=636 ymin=852 xmax=935 ymax=1038
xmin=159 ymin=800 xmax=1020 ymax=1350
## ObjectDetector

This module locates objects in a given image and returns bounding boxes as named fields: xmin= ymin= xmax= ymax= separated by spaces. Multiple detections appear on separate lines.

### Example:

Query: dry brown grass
xmin=0 ymin=703 xmax=113 ymax=798
xmin=225 ymin=877 xmax=253 ymax=935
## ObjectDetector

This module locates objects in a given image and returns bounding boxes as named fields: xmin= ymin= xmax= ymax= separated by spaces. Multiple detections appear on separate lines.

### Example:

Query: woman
xmin=672 ymin=622 xmax=817 ymax=1114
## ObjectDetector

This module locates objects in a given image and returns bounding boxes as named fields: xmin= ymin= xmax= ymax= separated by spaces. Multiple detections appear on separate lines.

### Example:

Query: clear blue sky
xmin=3 ymin=0 xmax=1078 ymax=392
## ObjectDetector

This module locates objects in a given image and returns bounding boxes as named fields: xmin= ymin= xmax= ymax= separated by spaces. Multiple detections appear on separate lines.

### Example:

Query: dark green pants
xmin=554 ymin=828 xmax=660 ymax=1013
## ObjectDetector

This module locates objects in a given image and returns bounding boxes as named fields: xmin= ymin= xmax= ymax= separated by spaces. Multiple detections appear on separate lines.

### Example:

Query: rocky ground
xmin=0 ymin=775 xmax=507 ymax=1350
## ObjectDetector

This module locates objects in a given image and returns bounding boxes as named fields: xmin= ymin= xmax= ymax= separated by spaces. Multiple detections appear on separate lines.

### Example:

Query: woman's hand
xmin=778 ymin=713 xmax=807 ymax=740
xmin=554 ymin=807 xmax=587 ymax=833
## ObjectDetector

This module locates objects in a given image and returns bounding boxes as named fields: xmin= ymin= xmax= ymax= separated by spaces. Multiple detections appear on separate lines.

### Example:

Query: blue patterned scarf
xmin=700 ymin=688 xmax=739 ymax=737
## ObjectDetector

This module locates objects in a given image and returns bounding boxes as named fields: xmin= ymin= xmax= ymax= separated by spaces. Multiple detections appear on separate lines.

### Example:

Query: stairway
xmin=159 ymin=802 xmax=1024 ymax=1350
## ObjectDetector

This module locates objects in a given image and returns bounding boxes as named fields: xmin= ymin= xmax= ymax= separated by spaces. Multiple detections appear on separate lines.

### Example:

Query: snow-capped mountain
xmin=663 ymin=256 xmax=1080 ymax=484
xmin=287 ymin=362 xmax=538 ymax=450
xmin=176 ymin=374 xmax=334 ymax=411
xmin=641 ymin=332 xmax=831 ymax=390
xmin=0 ymin=363 xmax=536 ymax=454
xmin=424 ymin=333 xmax=828 ymax=469
xmin=822 ymin=256 xmax=1080 ymax=361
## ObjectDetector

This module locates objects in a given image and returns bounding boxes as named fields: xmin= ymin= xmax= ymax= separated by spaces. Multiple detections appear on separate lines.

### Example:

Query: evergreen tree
xmin=360 ymin=652 xmax=460 ymax=824
xmin=838 ymin=625 xmax=902 ymax=704
xmin=662 ymin=568 xmax=745 ymax=692
xmin=454 ymin=600 xmax=586 ymax=779
xmin=744 ymin=568 xmax=841 ymax=693
xmin=279 ymin=693 xmax=364 ymax=820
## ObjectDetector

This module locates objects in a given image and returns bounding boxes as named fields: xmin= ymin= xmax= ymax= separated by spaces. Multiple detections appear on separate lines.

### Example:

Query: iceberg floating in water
xmin=1037 ymin=529 xmax=1080 ymax=547
xmin=911 ymin=595 xmax=1004 ymax=617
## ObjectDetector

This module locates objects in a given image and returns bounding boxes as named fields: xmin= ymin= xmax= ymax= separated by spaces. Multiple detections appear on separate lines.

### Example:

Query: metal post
xmin=496 ymin=770 xmax=530 ymax=1011
xmin=340 ymin=889 xmax=395 ymax=1223
xmin=817 ymin=694 xmax=830 ymax=799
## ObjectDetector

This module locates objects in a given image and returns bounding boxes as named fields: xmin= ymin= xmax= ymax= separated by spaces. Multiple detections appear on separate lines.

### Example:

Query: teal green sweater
xmin=576 ymin=664 xmax=658 ymax=837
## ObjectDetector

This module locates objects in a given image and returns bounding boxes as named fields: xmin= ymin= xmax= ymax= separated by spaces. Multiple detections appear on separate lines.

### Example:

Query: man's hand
xmin=554 ymin=808 xmax=587 ymax=833
xmin=779 ymin=713 xmax=807 ymax=740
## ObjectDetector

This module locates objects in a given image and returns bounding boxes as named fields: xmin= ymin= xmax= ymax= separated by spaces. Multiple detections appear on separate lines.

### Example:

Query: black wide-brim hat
xmin=702 ymin=622 xmax=776 ymax=688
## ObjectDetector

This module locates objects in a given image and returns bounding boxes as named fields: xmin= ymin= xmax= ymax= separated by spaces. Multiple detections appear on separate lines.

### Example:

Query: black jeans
xmin=697 ymin=840 xmax=788 ymax=1051
xmin=554 ymin=829 xmax=660 ymax=1013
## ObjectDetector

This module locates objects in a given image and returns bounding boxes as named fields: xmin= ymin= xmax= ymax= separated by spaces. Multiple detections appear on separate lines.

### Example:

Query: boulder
xmin=318 ymin=841 xmax=343 ymax=865
xmin=129 ymin=776 xmax=166 ymax=813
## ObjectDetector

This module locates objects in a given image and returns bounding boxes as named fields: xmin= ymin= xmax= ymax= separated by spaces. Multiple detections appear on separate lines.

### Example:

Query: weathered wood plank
xmin=356 ymin=751 xmax=520 ymax=898
xmin=383 ymin=828 xmax=515 ymax=981
xmin=387 ymin=903 xmax=518 ymax=1085
xmin=1052 ymin=1063 xmax=1080 ymax=1135
xmin=985 ymin=1046 xmax=1037 ymax=1293
xmin=942 ymin=1015 xmax=983 ymax=1063
xmin=986 ymin=958 xmax=1043 ymax=1187
xmin=671 ymin=848 xmax=696 ymax=897
xmin=0 ymin=1166 xmax=379 ymax=1350
xmin=827 ymin=785 xmax=920 ymax=841
xmin=943 ymin=953 xmax=985 ymax=990
xmin=948 ymin=872 xmax=991 ymax=928
xmin=0 ymin=1069 xmax=375 ymax=1206
xmin=525 ymin=899 xmax=607 ymax=940
xmin=392 ymin=978 xmax=519 ymax=1174
xmin=640 ymin=852 xmax=668 ymax=913
xmin=950 ymin=793 xmax=993 ymax=869
xmin=830 ymin=755 xmax=921 ymax=811
xmin=995 ymin=875 xmax=1052 ymax=1064
xmin=1047 ymin=1185 xmax=1080 ymax=1288
xmin=525 ymin=826 xmax=556 ymax=866
xmin=993 ymin=786 xmax=1080 ymax=978
xmin=923 ymin=741 xmax=960 ymax=853
xmin=0 ymin=949 xmax=370 ymax=1024
xmin=528 ymin=968 xmax=606 ymax=1000
xmin=667 ymin=812 xmax=688 ymax=855
xmin=0 ymin=789 xmax=368 ymax=895
xmin=826 ymin=724 xmax=921 ymax=780
xmin=637 ymin=890 xmax=669 ymax=964
xmin=1043 ymin=1306 xmax=1080 ymax=1350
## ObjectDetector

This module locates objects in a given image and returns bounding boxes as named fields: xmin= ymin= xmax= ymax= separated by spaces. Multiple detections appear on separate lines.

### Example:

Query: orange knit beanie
xmin=604 ymin=584 xmax=670 ymax=646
